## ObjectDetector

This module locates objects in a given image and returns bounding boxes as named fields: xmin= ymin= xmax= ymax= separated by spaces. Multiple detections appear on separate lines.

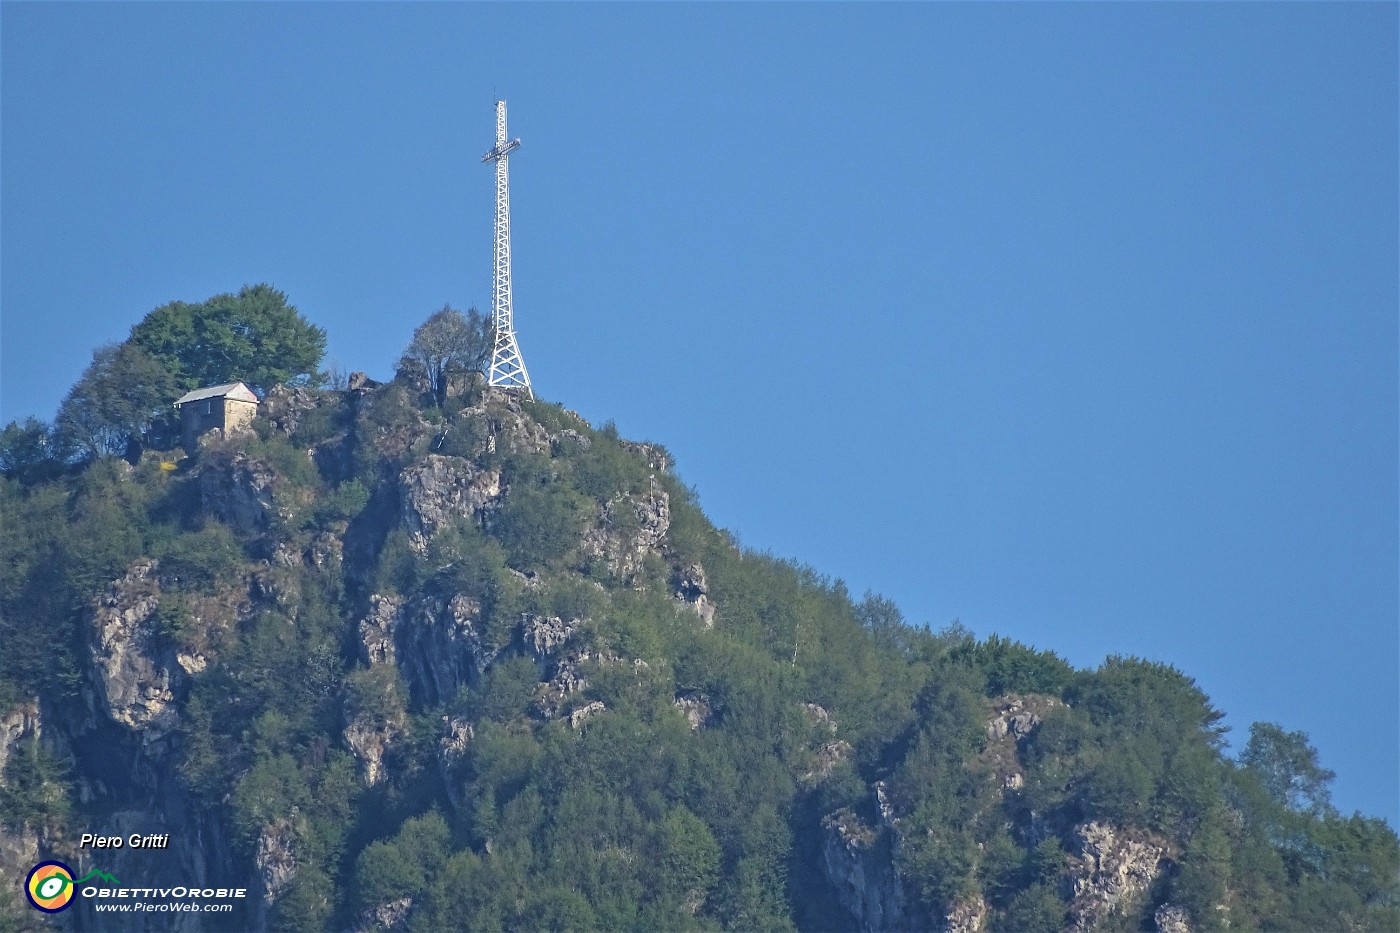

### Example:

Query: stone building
xmin=174 ymin=382 xmax=259 ymax=451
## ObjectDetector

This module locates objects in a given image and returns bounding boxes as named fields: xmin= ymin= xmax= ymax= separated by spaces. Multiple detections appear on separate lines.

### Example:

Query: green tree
xmin=273 ymin=865 xmax=333 ymax=932
xmin=656 ymin=806 xmax=721 ymax=909
xmin=54 ymin=342 xmax=181 ymax=460
xmin=0 ymin=418 xmax=60 ymax=483
xmin=495 ymin=471 xmax=591 ymax=569
xmin=1240 ymin=722 xmax=1336 ymax=816
xmin=129 ymin=284 xmax=325 ymax=395
xmin=397 ymin=305 xmax=493 ymax=407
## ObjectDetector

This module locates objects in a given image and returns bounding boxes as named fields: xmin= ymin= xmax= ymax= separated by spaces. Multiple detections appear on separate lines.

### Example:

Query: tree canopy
xmin=129 ymin=283 xmax=326 ymax=396
xmin=397 ymin=305 xmax=493 ymax=407
xmin=54 ymin=342 xmax=182 ymax=461
xmin=1241 ymin=722 xmax=1337 ymax=816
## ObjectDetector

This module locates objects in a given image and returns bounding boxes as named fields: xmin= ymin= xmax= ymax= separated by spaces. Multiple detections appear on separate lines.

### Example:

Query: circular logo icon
xmin=25 ymin=861 xmax=76 ymax=913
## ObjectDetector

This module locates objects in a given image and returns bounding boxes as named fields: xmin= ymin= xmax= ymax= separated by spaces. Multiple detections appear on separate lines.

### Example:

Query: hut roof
xmin=174 ymin=382 xmax=259 ymax=407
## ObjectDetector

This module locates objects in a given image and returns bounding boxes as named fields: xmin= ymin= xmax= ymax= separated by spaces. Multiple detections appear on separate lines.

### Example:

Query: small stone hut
xmin=174 ymin=382 xmax=259 ymax=450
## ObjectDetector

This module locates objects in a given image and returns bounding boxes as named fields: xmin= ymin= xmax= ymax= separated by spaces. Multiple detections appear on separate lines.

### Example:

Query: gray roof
xmin=174 ymin=382 xmax=259 ymax=407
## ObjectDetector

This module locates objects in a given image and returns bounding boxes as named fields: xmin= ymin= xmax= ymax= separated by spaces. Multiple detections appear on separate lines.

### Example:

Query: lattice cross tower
xmin=481 ymin=99 xmax=532 ymax=397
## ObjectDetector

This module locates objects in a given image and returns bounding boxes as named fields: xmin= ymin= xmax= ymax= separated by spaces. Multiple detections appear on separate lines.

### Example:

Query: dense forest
xmin=1 ymin=287 xmax=1396 ymax=932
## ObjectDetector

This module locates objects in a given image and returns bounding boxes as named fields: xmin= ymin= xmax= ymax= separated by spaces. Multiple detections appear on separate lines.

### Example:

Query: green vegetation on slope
xmin=0 ymin=298 xmax=1395 ymax=933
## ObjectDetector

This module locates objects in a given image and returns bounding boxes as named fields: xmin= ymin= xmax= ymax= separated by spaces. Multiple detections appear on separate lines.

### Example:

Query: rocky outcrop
xmin=0 ymin=699 xmax=40 ymax=779
xmin=478 ymin=388 xmax=550 ymax=456
xmin=673 ymin=694 xmax=713 ymax=731
xmin=307 ymin=531 xmax=343 ymax=571
xmin=803 ymin=740 xmax=854 ymax=783
xmin=822 ymin=808 xmax=905 ymax=933
xmin=255 ymin=818 xmax=299 ymax=906
xmin=580 ymin=484 xmax=670 ymax=581
xmin=399 ymin=455 xmax=502 ymax=550
xmin=569 ymin=701 xmax=607 ymax=730
xmin=261 ymin=385 xmax=321 ymax=436
xmin=982 ymin=694 xmax=1063 ymax=792
xmin=344 ymin=705 xmax=402 ymax=788
xmin=358 ymin=592 xmax=495 ymax=706
xmin=87 ymin=560 xmax=182 ymax=746
xmin=620 ymin=440 xmax=672 ymax=472
xmin=0 ymin=700 xmax=44 ymax=884
xmin=438 ymin=716 xmax=474 ymax=809
xmin=804 ymin=702 xmax=838 ymax=734
xmin=0 ymin=823 xmax=40 ymax=897
xmin=1154 ymin=903 xmax=1192 ymax=933
xmin=1066 ymin=822 xmax=1168 ymax=931
xmin=985 ymin=694 xmax=1062 ymax=742
xmin=358 ymin=594 xmax=402 ymax=666
xmin=534 ymin=651 xmax=591 ymax=720
xmin=550 ymin=428 xmax=592 ymax=456
xmin=199 ymin=450 xmax=281 ymax=532
xmin=357 ymin=897 xmax=413 ymax=932
xmin=521 ymin=614 xmax=578 ymax=660
xmin=440 ymin=717 xmax=474 ymax=766
xmin=944 ymin=895 xmax=988 ymax=933
xmin=673 ymin=563 xmax=715 ymax=627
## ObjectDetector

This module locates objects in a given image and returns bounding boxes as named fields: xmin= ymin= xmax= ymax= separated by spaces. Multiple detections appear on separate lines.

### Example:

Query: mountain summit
xmin=1 ymin=363 xmax=1396 ymax=931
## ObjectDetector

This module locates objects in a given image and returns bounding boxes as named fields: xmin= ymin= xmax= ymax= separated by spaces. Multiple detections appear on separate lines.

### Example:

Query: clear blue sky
xmin=2 ymin=3 xmax=1395 ymax=825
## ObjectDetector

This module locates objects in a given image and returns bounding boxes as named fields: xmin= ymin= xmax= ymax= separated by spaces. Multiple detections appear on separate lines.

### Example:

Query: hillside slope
xmin=1 ymin=377 xmax=1395 ymax=932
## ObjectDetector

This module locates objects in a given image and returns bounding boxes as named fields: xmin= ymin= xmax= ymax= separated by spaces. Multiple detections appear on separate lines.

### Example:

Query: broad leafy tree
xmin=1241 ymin=722 xmax=1337 ymax=816
xmin=129 ymin=284 xmax=326 ymax=396
xmin=0 ymin=417 xmax=60 ymax=482
xmin=54 ymin=342 xmax=182 ymax=460
xmin=398 ymin=305 xmax=493 ymax=407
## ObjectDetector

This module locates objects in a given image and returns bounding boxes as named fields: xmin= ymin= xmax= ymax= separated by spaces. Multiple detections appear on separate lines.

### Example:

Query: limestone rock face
xmin=521 ymin=614 xmax=578 ymax=660
xmin=438 ymin=716 xmax=475 ymax=808
xmin=982 ymin=694 xmax=1064 ymax=792
xmin=550 ymin=428 xmax=592 ymax=456
xmin=804 ymin=702 xmax=838 ymax=734
xmin=439 ymin=717 xmax=474 ymax=766
xmin=358 ymin=593 xmax=493 ymax=707
xmin=261 ymin=385 xmax=321 ymax=436
xmin=620 ymin=440 xmax=672 ymax=472
xmin=357 ymin=897 xmax=413 ymax=932
xmin=673 ymin=563 xmax=715 ymax=627
xmin=399 ymin=455 xmax=502 ymax=550
xmin=985 ymin=694 xmax=1063 ymax=742
xmin=307 ymin=531 xmax=344 ymax=571
xmin=803 ymin=740 xmax=854 ymax=784
xmin=0 ymin=700 xmax=44 ymax=883
xmin=821 ymin=808 xmax=905 ymax=933
xmin=673 ymin=694 xmax=713 ymax=731
xmin=944 ymin=895 xmax=988 ymax=933
xmin=478 ymin=388 xmax=551 ymax=456
xmin=1154 ymin=903 xmax=1192 ymax=933
xmin=0 ymin=699 xmax=40 ymax=779
xmin=569 ymin=701 xmax=607 ymax=730
xmin=534 ymin=651 xmax=591 ymax=720
xmin=580 ymin=484 xmax=670 ymax=581
xmin=87 ymin=560 xmax=181 ymax=745
xmin=358 ymin=594 xmax=403 ymax=666
xmin=199 ymin=450 xmax=280 ymax=532
xmin=1066 ymin=822 xmax=1168 ymax=931
xmin=255 ymin=819 xmax=299 ymax=906
xmin=0 ymin=825 xmax=40 ymax=898
xmin=343 ymin=706 xmax=401 ymax=788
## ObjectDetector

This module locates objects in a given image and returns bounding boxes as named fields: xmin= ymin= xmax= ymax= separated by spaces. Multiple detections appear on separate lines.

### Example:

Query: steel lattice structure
xmin=481 ymin=99 xmax=532 ymax=397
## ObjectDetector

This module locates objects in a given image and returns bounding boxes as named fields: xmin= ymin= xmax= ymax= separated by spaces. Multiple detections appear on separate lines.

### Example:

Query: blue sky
xmin=2 ymin=3 xmax=1395 ymax=825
